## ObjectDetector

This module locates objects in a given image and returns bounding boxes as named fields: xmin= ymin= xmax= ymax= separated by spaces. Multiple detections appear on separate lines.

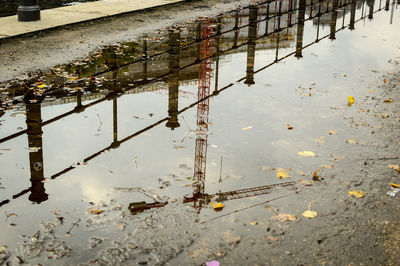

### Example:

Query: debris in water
xmin=297 ymin=151 xmax=316 ymax=157
xmin=276 ymin=170 xmax=289 ymax=179
xmin=348 ymin=190 xmax=366 ymax=198
xmin=348 ymin=95 xmax=355 ymax=104
xmin=242 ymin=126 xmax=253 ymax=130
xmin=210 ymin=202 xmax=224 ymax=211
xmin=384 ymin=99 xmax=393 ymax=103
xmin=271 ymin=213 xmax=296 ymax=222
xmin=390 ymin=183 xmax=400 ymax=188
xmin=387 ymin=187 xmax=400 ymax=197
xmin=327 ymin=130 xmax=337 ymax=135
xmin=302 ymin=210 xmax=317 ymax=219
xmin=286 ymin=124 xmax=293 ymax=130
xmin=388 ymin=164 xmax=400 ymax=172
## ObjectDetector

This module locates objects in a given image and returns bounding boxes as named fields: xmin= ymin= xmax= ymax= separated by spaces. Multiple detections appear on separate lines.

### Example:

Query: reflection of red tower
xmin=193 ymin=18 xmax=214 ymax=200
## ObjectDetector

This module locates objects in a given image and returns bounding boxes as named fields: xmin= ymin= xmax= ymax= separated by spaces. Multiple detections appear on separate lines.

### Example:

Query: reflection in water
xmin=0 ymin=0 xmax=394 ymax=210
xmin=26 ymin=102 xmax=48 ymax=204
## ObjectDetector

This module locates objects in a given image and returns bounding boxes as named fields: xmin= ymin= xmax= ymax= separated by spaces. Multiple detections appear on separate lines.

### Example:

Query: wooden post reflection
xmin=166 ymin=29 xmax=181 ymax=130
xmin=295 ymin=0 xmax=306 ymax=58
xmin=244 ymin=6 xmax=258 ymax=86
xmin=330 ymin=0 xmax=339 ymax=40
xmin=26 ymin=102 xmax=48 ymax=204
xmin=368 ymin=0 xmax=375 ymax=19
xmin=349 ymin=0 xmax=357 ymax=30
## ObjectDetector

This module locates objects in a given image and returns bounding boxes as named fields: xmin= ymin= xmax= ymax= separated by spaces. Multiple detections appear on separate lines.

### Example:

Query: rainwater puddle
xmin=0 ymin=0 xmax=399 ymax=264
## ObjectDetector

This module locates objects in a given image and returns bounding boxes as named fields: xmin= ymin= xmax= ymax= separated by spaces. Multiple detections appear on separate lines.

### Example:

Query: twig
xmin=65 ymin=211 xmax=82 ymax=234
xmin=365 ymin=157 xmax=399 ymax=161
xmin=96 ymin=113 xmax=103 ymax=132
xmin=201 ymin=193 xmax=292 ymax=224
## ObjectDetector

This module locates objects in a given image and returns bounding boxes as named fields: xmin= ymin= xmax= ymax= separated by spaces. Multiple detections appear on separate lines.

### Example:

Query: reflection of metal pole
xmin=18 ymin=0 xmax=40 ymax=21
xmin=390 ymin=0 xmax=395 ymax=24
xmin=143 ymin=39 xmax=148 ymax=82
xmin=264 ymin=3 xmax=270 ymax=36
xmin=349 ymin=0 xmax=357 ymax=30
xmin=330 ymin=0 xmax=339 ymax=40
xmin=166 ymin=29 xmax=181 ymax=130
xmin=244 ymin=6 xmax=258 ymax=86
xmin=385 ymin=0 xmax=390 ymax=11
xmin=295 ymin=0 xmax=306 ymax=58
xmin=26 ymin=102 xmax=48 ymax=204
xmin=233 ymin=10 xmax=240 ymax=48
xmin=214 ymin=16 xmax=222 ymax=95
xmin=368 ymin=0 xmax=375 ymax=19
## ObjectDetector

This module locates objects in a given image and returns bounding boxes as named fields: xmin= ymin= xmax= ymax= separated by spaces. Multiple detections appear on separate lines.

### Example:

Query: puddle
xmin=0 ymin=0 xmax=399 ymax=264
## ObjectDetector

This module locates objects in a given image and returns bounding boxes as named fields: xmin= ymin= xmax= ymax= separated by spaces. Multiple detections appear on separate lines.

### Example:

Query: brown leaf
xmin=271 ymin=213 xmax=297 ymax=222
xmin=299 ymin=179 xmax=313 ymax=186
xmin=265 ymin=235 xmax=279 ymax=242
xmin=312 ymin=169 xmax=322 ymax=181
xmin=286 ymin=124 xmax=293 ymax=130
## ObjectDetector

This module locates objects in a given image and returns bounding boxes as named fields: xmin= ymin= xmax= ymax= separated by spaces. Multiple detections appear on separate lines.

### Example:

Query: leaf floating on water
xmin=286 ymin=124 xmax=293 ymax=130
xmin=348 ymin=190 xmax=366 ymax=198
xmin=348 ymin=96 xmax=355 ymax=103
xmin=276 ymin=170 xmax=289 ymax=179
xmin=271 ymin=213 xmax=296 ymax=222
xmin=242 ymin=126 xmax=253 ymax=130
xmin=327 ymin=130 xmax=337 ymax=135
xmin=265 ymin=235 xmax=279 ymax=242
xmin=390 ymin=183 xmax=399 ymax=188
xmin=210 ymin=202 xmax=224 ymax=211
xmin=384 ymin=78 xmax=388 ymax=83
xmin=90 ymin=209 xmax=104 ymax=215
xmin=297 ymin=151 xmax=316 ymax=157
xmin=37 ymin=84 xmax=47 ymax=88
xmin=320 ymin=164 xmax=334 ymax=169
xmin=302 ymin=210 xmax=317 ymax=219
xmin=388 ymin=164 xmax=400 ymax=172
xmin=346 ymin=138 xmax=359 ymax=145
xmin=384 ymin=99 xmax=393 ymax=103
xmin=312 ymin=169 xmax=322 ymax=181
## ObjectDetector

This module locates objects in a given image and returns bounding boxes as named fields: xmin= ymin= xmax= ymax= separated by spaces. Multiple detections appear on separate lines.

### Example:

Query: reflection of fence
xmin=0 ymin=0 xmax=387 ymax=207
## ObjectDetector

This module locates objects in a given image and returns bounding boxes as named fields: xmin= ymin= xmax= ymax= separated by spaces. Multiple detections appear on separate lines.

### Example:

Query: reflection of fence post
xmin=143 ymin=39 xmax=149 ymax=82
xmin=349 ymin=0 xmax=357 ymax=30
xmin=214 ymin=16 xmax=222 ymax=95
xmin=368 ymin=0 xmax=375 ymax=19
xmin=385 ymin=0 xmax=390 ymax=10
xmin=295 ymin=0 xmax=306 ymax=58
xmin=26 ymin=102 xmax=48 ymax=204
xmin=244 ymin=6 xmax=258 ymax=86
xmin=18 ymin=0 xmax=40 ymax=22
xmin=166 ymin=29 xmax=181 ymax=130
xmin=233 ymin=10 xmax=240 ymax=48
xmin=329 ymin=0 xmax=339 ymax=40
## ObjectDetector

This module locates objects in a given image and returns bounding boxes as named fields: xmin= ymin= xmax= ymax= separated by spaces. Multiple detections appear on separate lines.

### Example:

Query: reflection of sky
xmin=0 ymin=3 xmax=399 ymax=252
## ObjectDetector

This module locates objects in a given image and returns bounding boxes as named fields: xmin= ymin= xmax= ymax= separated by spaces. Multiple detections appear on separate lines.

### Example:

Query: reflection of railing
xmin=0 ymin=0 xmax=387 ymax=207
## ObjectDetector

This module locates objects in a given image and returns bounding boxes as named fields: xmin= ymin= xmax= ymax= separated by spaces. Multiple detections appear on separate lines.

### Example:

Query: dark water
xmin=0 ymin=0 xmax=99 ymax=18
xmin=0 ymin=0 xmax=399 ymax=264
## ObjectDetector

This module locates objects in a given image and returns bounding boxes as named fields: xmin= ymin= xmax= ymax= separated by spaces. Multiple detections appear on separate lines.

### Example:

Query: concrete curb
xmin=0 ymin=0 xmax=186 ymax=40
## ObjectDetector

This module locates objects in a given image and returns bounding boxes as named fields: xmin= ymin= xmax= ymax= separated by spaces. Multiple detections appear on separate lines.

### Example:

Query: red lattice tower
xmin=193 ymin=18 xmax=214 ymax=198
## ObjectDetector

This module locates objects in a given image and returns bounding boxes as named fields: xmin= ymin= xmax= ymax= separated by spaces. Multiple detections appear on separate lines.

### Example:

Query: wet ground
xmin=1 ymin=0 xmax=400 ymax=265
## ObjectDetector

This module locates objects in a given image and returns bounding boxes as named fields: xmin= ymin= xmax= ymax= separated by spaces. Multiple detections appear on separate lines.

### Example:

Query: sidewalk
xmin=0 ymin=0 xmax=184 ymax=39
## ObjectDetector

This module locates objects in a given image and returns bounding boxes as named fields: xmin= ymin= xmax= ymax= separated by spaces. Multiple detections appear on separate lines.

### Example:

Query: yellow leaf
xmin=272 ymin=213 xmax=296 ymax=222
xmin=211 ymin=202 xmax=224 ymax=210
xmin=348 ymin=190 xmax=366 ymax=198
xmin=390 ymin=183 xmax=399 ymax=188
xmin=90 ymin=209 xmax=104 ymax=215
xmin=37 ymin=84 xmax=47 ymax=88
xmin=346 ymin=138 xmax=358 ymax=145
xmin=302 ymin=210 xmax=317 ymax=219
xmin=312 ymin=169 xmax=321 ymax=181
xmin=348 ymin=96 xmax=355 ymax=103
xmin=299 ymin=179 xmax=313 ymax=186
xmin=320 ymin=164 xmax=334 ymax=169
xmin=297 ymin=151 xmax=316 ymax=157
xmin=276 ymin=170 xmax=289 ymax=179
xmin=286 ymin=124 xmax=293 ymax=130
xmin=242 ymin=126 xmax=253 ymax=130
xmin=384 ymin=99 xmax=392 ymax=103
xmin=327 ymin=130 xmax=337 ymax=135
xmin=388 ymin=164 xmax=400 ymax=172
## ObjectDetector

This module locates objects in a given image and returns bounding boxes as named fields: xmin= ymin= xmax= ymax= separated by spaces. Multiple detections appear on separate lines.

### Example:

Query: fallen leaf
xmin=346 ymin=138 xmax=359 ymax=145
xmin=390 ymin=183 xmax=399 ymax=188
xmin=348 ymin=190 xmax=366 ymax=198
xmin=312 ymin=169 xmax=322 ymax=181
xmin=249 ymin=221 xmax=258 ymax=226
xmin=297 ymin=151 xmax=316 ymax=157
xmin=271 ymin=213 xmax=296 ymax=222
xmin=384 ymin=99 xmax=393 ymax=103
xmin=37 ymin=84 xmax=47 ymax=88
xmin=261 ymin=166 xmax=274 ymax=171
xmin=384 ymin=78 xmax=388 ymax=83
xmin=276 ymin=170 xmax=289 ymax=179
xmin=242 ymin=126 xmax=253 ymax=130
xmin=388 ymin=164 xmax=400 ymax=172
xmin=302 ymin=210 xmax=317 ymax=219
xmin=265 ymin=235 xmax=279 ymax=242
xmin=210 ymin=202 xmax=224 ymax=210
xmin=286 ymin=124 xmax=293 ymax=130
xmin=320 ymin=164 xmax=334 ymax=169
xmin=327 ymin=130 xmax=337 ymax=135
xmin=348 ymin=96 xmax=355 ymax=103
xmin=299 ymin=179 xmax=313 ymax=186
xmin=90 ymin=209 xmax=104 ymax=215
